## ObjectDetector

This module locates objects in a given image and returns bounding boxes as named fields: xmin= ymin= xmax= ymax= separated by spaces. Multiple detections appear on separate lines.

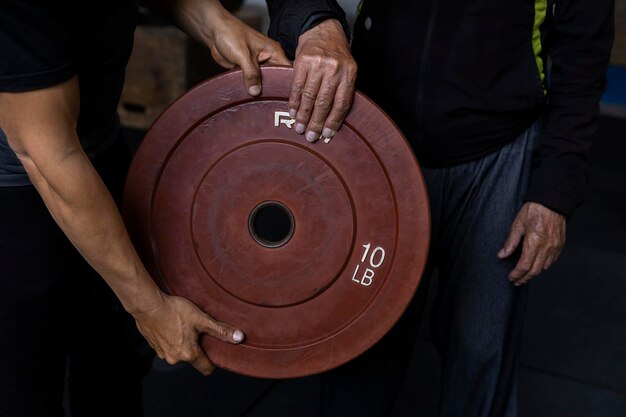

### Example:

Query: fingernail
xmin=232 ymin=330 xmax=244 ymax=343
xmin=322 ymin=128 xmax=334 ymax=138
xmin=248 ymin=85 xmax=261 ymax=96
xmin=497 ymin=249 xmax=505 ymax=257
xmin=295 ymin=123 xmax=305 ymax=134
xmin=306 ymin=131 xmax=318 ymax=142
xmin=289 ymin=108 xmax=297 ymax=118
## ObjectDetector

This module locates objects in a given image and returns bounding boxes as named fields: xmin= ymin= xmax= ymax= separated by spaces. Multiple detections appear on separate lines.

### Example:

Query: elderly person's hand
xmin=289 ymin=19 xmax=357 ymax=142
xmin=498 ymin=202 xmax=567 ymax=285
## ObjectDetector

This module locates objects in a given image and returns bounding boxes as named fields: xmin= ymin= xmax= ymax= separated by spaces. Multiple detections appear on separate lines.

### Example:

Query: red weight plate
xmin=123 ymin=66 xmax=430 ymax=379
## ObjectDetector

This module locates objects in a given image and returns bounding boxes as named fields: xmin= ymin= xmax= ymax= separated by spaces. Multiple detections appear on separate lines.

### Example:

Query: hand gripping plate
xmin=123 ymin=66 xmax=430 ymax=378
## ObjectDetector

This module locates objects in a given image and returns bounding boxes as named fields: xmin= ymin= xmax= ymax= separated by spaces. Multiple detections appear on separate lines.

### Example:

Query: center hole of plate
xmin=248 ymin=201 xmax=295 ymax=248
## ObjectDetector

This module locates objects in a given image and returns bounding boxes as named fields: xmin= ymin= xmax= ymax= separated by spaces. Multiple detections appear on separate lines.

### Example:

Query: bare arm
xmin=146 ymin=0 xmax=289 ymax=95
xmin=0 ymin=78 xmax=242 ymax=375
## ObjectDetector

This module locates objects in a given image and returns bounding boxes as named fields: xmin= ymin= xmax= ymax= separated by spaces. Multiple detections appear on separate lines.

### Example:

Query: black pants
xmin=0 ymin=139 xmax=153 ymax=417
xmin=321 ymin=123 xmax=538 ymax=417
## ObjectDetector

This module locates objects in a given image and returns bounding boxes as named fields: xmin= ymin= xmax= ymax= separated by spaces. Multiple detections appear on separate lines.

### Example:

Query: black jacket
xmin=266 ymin=0 xmax=614 ymax=216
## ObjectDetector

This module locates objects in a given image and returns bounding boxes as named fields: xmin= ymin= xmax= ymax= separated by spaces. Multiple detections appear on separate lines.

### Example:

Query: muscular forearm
xmin=143 ymin=0 xmax=225 ymax=46
xmin=19 ymin=147 xmax=163 ymax=314
xmin=143 ymin=0 xmax=289 ymax=96
xmin=0 ymin=78 xmax=163 ymax=315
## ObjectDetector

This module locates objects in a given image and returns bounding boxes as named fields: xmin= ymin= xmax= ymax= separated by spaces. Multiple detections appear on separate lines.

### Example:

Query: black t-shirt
xmin=0 ymin=0 xmax=138 ymax=186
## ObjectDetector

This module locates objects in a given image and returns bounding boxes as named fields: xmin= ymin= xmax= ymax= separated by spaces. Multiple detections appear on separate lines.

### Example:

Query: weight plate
xmin=123 ymin=66 xmax=430 ymax=378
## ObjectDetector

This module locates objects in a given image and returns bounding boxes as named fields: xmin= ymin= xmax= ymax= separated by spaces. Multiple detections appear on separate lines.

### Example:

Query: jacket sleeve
xmin=266 ymin=0 xmax=351 ymax=59
xmin=524 ymin=0 xmax=614 ymax=216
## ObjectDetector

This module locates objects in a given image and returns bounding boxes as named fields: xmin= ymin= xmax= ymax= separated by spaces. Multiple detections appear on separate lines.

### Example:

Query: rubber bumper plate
xmin=123 ymin=66 xmax=430 ymax=378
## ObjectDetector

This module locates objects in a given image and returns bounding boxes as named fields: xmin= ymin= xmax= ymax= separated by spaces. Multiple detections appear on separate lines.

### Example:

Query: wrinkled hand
xmin=206 ymin=6 xmax=289 ymax=95
xmin=290 ymin=19 xmax=357 ymax=142
xmin=498 ymin=202 xmax=567 ymax=286
xmin=133 ymin=293 xmax=244 ymax=375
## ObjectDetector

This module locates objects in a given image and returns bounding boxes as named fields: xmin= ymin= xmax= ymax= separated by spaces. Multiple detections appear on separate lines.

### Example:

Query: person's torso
xmin=352 ymin=0 xmax=551 ymax=166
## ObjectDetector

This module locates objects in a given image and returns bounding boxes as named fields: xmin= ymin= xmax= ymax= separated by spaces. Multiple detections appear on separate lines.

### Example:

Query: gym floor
xmin=136 ymin=109 xmax=626 ymax=417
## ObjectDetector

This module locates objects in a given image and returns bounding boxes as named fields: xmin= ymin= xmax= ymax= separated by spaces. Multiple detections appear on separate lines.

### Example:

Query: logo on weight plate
xmin=274 ymin=111 xmax=295 ymax=129
xmin=273 ymin=111 xmax=332 ymax=143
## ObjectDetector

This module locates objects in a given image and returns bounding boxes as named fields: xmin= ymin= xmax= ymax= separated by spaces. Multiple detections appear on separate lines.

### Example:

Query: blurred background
xmin=112 ymin=1 xmax=626 ymax=416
